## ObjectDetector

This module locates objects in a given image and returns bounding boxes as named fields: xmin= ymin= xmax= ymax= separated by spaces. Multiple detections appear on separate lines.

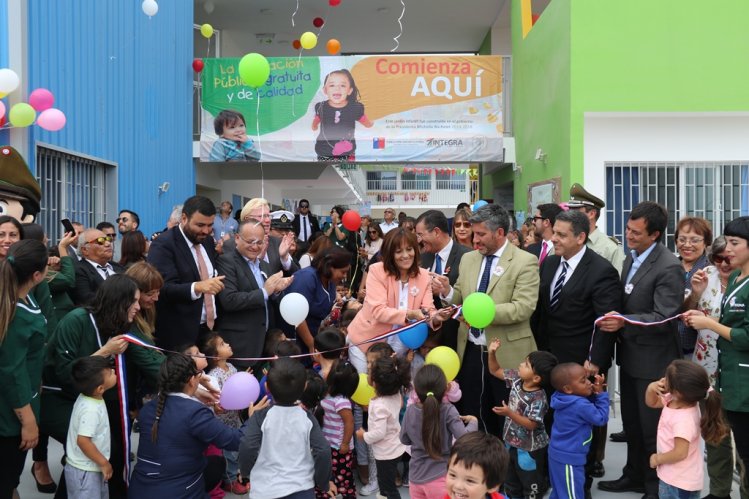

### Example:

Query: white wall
xmin=584 ymin=113 xmax=749 ymax=232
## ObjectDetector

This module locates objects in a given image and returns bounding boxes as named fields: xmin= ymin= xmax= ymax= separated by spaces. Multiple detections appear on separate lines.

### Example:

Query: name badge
xmin=624 ymin=283 xmax=634 ymax=295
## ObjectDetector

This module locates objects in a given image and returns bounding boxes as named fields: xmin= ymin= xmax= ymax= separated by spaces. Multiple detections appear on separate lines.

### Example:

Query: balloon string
xmin=291 ymin=0 xmax=300 ymax=27
xmin=256 ymin=91 xmax=264 ymax=199
xmin=391 ymin=0 xmax=406 ymax=52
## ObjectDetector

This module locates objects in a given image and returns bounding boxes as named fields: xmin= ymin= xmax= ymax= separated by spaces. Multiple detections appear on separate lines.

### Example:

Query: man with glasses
xmin=527 ymin=203 xmax=563 ymax=265
xmin=415 ymin=210 xmax=469 ymax=350
xmin=113 ymin=209 xmax=140 ymax=262
xmin=216 ymin=219 xmax=293 ymax=370
xmin=73 ymin=228 xmax=125 ymax=305
xmin=292 ymin=199 xmax=320 ymax=245
xmin=379 ymin=207 xmax=398 ymax=234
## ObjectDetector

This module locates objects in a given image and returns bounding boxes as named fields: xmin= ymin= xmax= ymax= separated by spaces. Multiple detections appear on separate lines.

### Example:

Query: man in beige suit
xmin=433 ymin=203 xmax=539 ymax=434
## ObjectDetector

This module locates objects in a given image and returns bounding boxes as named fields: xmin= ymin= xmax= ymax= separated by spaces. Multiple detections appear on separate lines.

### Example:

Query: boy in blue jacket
xmin=548 ymin=363 xmax=609 ymax=499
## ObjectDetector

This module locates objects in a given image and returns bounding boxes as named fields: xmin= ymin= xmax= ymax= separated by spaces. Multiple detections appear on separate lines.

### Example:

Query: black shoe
xmin=584 ymin=489 xmax=592 ymax=499
xmin=30 ymin=467 xmax=57 ymax=494
xmin=641 ymin=495 xmax=659 ymax=499
xmin=588 ymin=461 xmax=605 ymax=478
xmin=702 ymin=495 xmax=731 ymax=499
xmin=609 ymin=430 xmax=627 ymax=442
xmin=597 ymin=476 xmax=646 ymax=494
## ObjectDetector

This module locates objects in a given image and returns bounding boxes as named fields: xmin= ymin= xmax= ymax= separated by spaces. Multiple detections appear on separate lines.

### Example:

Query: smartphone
xmin=60 ymin=218 xmax=75 ymax=234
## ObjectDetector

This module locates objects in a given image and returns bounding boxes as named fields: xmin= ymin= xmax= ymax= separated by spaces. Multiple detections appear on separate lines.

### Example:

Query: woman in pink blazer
xmin=347 ymin=228 xmax=451 ymax=373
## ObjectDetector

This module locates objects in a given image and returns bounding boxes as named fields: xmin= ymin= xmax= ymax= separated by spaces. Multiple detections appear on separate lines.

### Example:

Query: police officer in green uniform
xmin=566 ymin=183 xmax=625 ymax=275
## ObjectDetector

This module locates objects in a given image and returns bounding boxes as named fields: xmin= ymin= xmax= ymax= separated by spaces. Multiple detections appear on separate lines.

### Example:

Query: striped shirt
xmin=320 ymin=395 xmax=352 ymax=449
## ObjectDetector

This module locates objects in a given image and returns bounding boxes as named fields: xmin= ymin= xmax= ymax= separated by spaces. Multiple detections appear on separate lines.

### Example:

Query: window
xmin=606 ymin=161 xmax=749 ymax=252
xmin=401 ymin=171 xmax=431 ymax=190
xmin=35 ymin=146 xmax=116 ymax=243
xmin=436 ymin=170 xmax=467 ymax=191
xmin=366 ymin=171 xmax=397 ymax=191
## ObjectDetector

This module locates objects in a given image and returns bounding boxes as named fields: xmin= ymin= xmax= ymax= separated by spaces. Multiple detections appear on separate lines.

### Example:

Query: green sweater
xmin=718 ymin=270 xmax=749 ymax=412
xmin=0 ymin=295 xmax=47 ymax=436
xmin=47 ymin=256 xmax=76 ymax=322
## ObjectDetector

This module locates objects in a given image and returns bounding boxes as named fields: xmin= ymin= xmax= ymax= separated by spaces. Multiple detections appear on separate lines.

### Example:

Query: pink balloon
xmin=29 ymin=88 xmax=55 ymax=112
xmin=37 ymin=108 xmax=66 ymax=131
xmin=220 ymin=371 xmax=260 ymax=410
xmin=0 ymin=101 xmax=5 ymax=121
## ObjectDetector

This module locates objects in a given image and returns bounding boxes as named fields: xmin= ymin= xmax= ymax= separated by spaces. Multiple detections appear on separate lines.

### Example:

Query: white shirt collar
xmin=491 ymin=238 xmax=509 ymax=260
xmin=435 ymin=239 xmax=454 ymax=269
xmin=561 ymin=245 xmax=586 ymax=272
xmin=178 ymin=224 xmax=196 ymax=249
xmin=86 ymin=258 xmax=111 ymax=269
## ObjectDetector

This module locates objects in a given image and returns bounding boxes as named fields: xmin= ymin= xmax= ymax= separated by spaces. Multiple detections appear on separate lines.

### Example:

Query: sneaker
xmin=229 ymin=479 xmax=249 ymax=494
xmin=359 ymin=481 xmax=379 ymax=496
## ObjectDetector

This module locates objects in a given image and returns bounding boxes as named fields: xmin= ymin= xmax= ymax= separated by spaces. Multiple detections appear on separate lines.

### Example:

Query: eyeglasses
xmin=103 ymin=232 xmax=116 ymax=238
xmin=86 ymin=236 xmax=113 ymax=245
xmin=116 ymin=217 xmax=130 ymax=223
xmin=368 ymin=230 xmax=378 ymax=234
xmin=453 ymin=222 xmax=471 ymax=228
xmin=299 ymin=204 xmax=309 ymax=209
xmin=712 ymin=254 xmax=730 ymax=265
xmin=237 ymin=234 xmax=264 ymax=247
xmin=531 ymin=216 xmax=545 ymax=222
xmin=676 ymin=237 xmax=704 ymax=246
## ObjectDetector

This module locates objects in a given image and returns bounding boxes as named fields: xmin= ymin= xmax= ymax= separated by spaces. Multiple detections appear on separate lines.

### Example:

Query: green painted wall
xmin=510 ymin=0 xmax=572 ymax=211
xmin=507 ymin=0 xmax=749 ymax=210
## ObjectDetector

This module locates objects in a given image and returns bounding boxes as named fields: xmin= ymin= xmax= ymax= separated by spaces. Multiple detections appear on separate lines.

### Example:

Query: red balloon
xmin=329 ymin=0 xmax=341 ymax=6
xmin=313 ymin=17 xmax=324 ymax=28
xmin=192 ymin=59 xmax=204 ymax=72
xmin=342 ymin=210 xmax=362 ymax=231
xmin=292 ymin=39 xmax=302 ymax=50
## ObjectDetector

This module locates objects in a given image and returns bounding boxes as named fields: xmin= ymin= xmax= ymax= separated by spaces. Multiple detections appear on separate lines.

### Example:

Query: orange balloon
xmin=326 ymin=38 xmax=341 ymax=55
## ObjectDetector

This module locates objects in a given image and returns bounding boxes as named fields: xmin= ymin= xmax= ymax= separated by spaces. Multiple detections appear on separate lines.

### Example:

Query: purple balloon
xmin=220 ymin=371 xmax=260 ymax=410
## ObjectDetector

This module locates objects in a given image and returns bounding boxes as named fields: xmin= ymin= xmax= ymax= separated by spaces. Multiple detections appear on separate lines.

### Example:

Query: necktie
xmin=434 ymin=255 xmax=442 ymax=275
xmin=302 ymin=216 xmax=308 ymax=242
xmin=97 ymin=265 xmax=111 ymax=279
xmin=470 ymin=255 xmax=495 ymax=338
xmin=194 ymin=244 xmax=215 ymax=330
xmin=550 ymin=261 xmax=568 ymax=310
xmin=626 ymin=250 xmax=640 ymax=285
xmin=539 ymin=241 xmax=549 ymax=265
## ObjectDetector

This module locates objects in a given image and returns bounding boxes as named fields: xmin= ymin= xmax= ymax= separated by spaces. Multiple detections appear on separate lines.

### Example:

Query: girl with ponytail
xmin=0 ymin=240 xmax=51 ymax=497
xmin=399 ymin=365 xmax=478 ymax=499
xmin=129 ymin=353 xmax=243 ymax=498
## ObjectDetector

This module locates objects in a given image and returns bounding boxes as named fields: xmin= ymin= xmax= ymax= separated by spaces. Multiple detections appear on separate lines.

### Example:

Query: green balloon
xmin=9 ymin=103 xmax=36 ymax=128
xmin=462 ymin=292 xmax=495 ymax=329
xmin=238 ymin=53 xmax=271 ymax=88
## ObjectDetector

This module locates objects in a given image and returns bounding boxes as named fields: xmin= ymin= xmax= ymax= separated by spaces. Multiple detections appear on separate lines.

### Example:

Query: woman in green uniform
xmin=684 ymin=215 xmax=749 ymax=496
xmin=0 ymin=240 xmax=50 ymax=497
xmin=42 ymin=274 xmax=162 ymax=497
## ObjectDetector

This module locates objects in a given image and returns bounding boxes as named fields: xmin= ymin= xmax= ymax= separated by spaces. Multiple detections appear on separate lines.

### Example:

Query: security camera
xmin=535 ymin=148 xmax=545 ymax=161
xmin=158 ymin=182 xmax=170 ymax=193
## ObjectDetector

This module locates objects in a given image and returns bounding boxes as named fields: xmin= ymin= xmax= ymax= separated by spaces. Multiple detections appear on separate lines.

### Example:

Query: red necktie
xmin=539 ymin=241 xmax=549 ymax=265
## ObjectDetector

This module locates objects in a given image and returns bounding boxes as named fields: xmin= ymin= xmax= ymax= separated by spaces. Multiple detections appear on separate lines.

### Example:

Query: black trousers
xmin=726 ymin=410 xmax=749 ymax=497
xmin=376 ymin=456 xmax=402 ymax=499
xmin=456 ymin=341 xmax=511 ymax=435
xmin=620 ymin=370 xmax=662 ymax=496
xmin=0 ymin=435 xmax=28 ymax=499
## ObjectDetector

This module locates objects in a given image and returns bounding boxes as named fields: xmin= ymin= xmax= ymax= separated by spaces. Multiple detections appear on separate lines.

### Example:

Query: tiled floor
xmin=17 ymin=404 xmax=741 ymax=498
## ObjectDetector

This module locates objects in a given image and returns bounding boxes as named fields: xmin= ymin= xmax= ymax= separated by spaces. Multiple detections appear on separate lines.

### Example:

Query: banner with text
xmin=200 ymin=55 xmax=503 ymax=163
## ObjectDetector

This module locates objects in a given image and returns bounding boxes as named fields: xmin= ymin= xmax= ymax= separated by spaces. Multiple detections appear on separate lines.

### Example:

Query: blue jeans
xmin=658 ymin=480 xmax=700 ymax=499
xmin=224 ymin=449 xmax=239 ymax=482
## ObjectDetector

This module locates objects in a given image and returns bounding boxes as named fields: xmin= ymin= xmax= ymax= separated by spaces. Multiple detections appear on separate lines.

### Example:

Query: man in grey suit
xmin=597 ymin=201 xmax=683 ymax=499
xmin=415 ymin=209 xmax=470 ymax=350
xmin=216 ymin=219 xmax=292 ymax=370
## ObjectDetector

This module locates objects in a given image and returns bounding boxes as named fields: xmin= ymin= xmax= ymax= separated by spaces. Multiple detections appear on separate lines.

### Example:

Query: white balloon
xmin=279 ymin=292 xmax=309 ymax=327
xmin=0 ymin=68 xmax=20 ymax=94
xmin=142 ymin=0 xmax=158 ymax=17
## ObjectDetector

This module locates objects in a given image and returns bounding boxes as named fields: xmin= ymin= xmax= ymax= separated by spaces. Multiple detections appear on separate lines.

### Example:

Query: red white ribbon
xmin=588 ymin=312 xmax=684 ymax=360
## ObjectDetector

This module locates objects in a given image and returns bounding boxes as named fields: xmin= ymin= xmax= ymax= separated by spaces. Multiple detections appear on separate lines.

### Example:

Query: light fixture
xmin=534 ymin=148 xmax=547 ymax=165
xmin=255 ymin=33 xmax=276 ymax=45
xmin=158 ymin=182 xmax=170 ymax=194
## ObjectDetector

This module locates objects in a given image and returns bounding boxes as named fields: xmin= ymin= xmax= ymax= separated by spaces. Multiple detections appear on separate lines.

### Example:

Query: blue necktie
xmin=470 ymin=255 xmax=495 ymax=338
xmin=550 ymin=261 xmax=568 ymax=310
xmin=434 ymin=255 xmax=442 ymax=275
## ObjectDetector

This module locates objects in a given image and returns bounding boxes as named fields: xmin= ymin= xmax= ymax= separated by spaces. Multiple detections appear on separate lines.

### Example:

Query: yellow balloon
xmin=200 ymin=24 xmax=214 ymax=38
xmin=300 ymin=31 xmax=318 ymax=50
xmin=425 ymin=346 xmax=461 ymax=381
xmin=351 ymin=373 xmax=375 ymax=406
xmin=0 ymin=92 xmax=6 ymax=99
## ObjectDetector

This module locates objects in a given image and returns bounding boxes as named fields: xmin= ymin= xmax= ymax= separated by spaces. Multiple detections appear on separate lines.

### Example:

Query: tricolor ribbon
xmin=588 ymin=312 xmax=685 ymax=361
xmin=114 ymin=353 xmax=130 ymax=486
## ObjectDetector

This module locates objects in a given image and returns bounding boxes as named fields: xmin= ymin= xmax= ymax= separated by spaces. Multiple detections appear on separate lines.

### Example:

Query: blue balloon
xmin=399 ymin=322 xmax=429 ymax=349
xmin=473 ymin=200 xmax=488 ymax=211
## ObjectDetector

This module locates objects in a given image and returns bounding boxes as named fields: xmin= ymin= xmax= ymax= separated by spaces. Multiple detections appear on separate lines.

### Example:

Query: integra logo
xmin=426 ymin=138 xmax=464 ymax=147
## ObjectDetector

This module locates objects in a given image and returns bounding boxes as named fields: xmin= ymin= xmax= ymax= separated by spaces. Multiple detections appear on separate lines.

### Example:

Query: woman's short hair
xmin=380 ymin=228 xmax=421 ymax=279
xmin=125 ymin=261 xmax=164 ymax=292
xmin=675 ymin=216 xmax=713 ymax=247
xmin=240 ymin=198 xmax=269 ymax=221
xmin=313 ymin=246 xmax=352 ymax=279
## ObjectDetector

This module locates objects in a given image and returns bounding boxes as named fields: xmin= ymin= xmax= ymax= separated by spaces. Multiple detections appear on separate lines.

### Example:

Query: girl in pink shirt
xmin=646 ymin=360 xmax=730 ymax=499
xmin=356 ymin=355 xmax=411 ymax=499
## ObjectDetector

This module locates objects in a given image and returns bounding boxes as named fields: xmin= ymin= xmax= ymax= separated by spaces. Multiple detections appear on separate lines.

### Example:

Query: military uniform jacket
xmin=587 ymin=228 xmax=624 ymax=276
xmin=717 ymin=270 xmax=749 ymax=412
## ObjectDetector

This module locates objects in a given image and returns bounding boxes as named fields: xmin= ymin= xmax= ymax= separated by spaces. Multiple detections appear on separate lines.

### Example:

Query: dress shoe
xmin=609 ymin=430 xmax=627 ymax=442
xmin=701 ymin=495 xmax=731 ymax=499
xmin=588 ymin=461 xmax=605 ymax=477
xmin=597 ymin=476 xmax=646 ymax=494
xmin=641 ymin=494 xmax=659 ymax=499
xmin=30 ymin=467 xmax=57 ymax=494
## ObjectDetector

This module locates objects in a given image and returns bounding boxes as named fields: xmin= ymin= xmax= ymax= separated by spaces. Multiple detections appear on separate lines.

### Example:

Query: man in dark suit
xmin=534 ymin=210 xmax=622 ymax=493
xmin=147 ymin=196 xmax=226 ymax=350
xmin=292 ymin=198 xmax=320 ymax=244
xmin=415 ymin=209 xmax=470 ymax=350
xmin=526 ymin=203 xmax=563 ymax=263
xmin=73 ymin=228 xmax=125 ymax=305
xmin=216 ymin=219 xmax=293 ymax=370
xmin=597 ymin=201 xmax=683 ymax=499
